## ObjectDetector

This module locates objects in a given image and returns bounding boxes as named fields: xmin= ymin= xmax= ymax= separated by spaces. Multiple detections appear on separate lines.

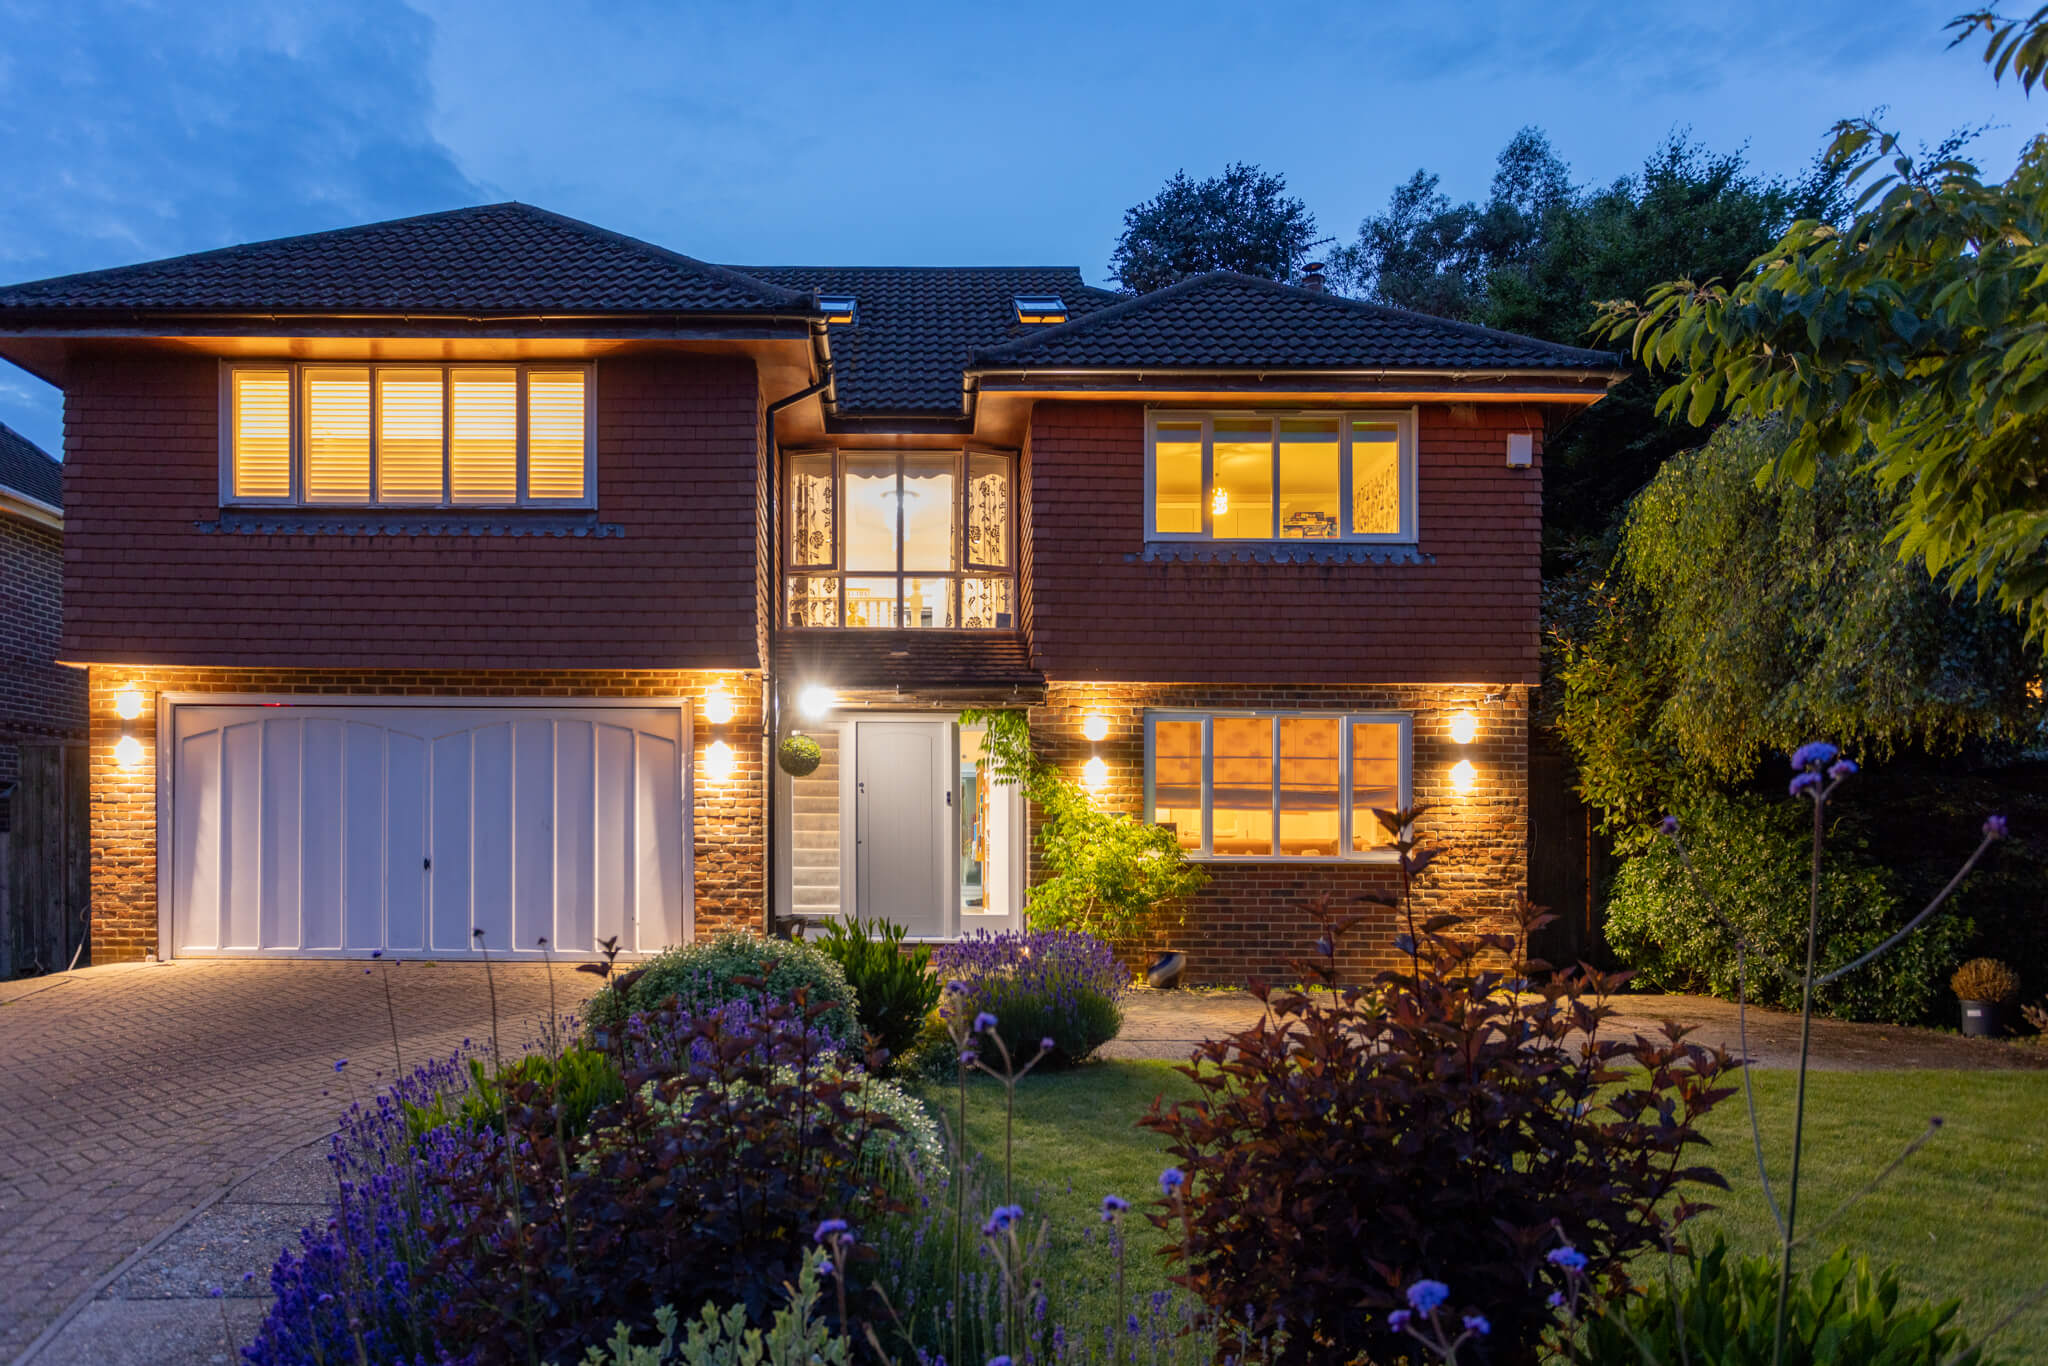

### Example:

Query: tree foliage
xmin=1597 ymin=8 xmax=2048 ymax=643
xmin=1109 ymin=162 xmax=1321 ymax=295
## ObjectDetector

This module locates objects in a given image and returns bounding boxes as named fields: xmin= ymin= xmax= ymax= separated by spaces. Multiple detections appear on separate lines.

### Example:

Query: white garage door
xmin=166 ymin=701 xmax=691 ymax=959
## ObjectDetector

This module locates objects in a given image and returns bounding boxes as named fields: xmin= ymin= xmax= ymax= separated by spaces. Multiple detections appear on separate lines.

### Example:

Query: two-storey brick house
xmin=0 ymin=204 xmax=1619 ymax=981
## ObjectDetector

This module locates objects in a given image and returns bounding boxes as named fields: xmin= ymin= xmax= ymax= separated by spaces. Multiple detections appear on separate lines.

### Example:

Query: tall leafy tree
xmin=1109 ymin=163 xmax=1321 ymax=295
xmin=1598 ymin=8 xmax=2048 ymax=643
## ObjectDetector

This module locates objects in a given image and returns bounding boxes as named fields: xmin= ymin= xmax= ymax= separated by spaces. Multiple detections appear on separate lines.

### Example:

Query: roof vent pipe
xmin=1300 ymin=262 xmax=1326 ymax=293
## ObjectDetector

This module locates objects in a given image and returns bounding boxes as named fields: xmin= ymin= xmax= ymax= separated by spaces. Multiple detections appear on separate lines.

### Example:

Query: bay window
xmin=1145 ymin=710 xmax=1410 ymax=859
xmin=1147 ymin=410 xmax=1415 ymax=542
xmin=222 ymin=363 xmax=592 ymax=507
xmin=785 ymin=449 xmax=1016 ymax=629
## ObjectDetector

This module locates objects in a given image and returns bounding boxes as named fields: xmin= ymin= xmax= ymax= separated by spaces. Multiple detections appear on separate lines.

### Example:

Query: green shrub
xmin=812 ymin=916 xmax=941 ymax=1071
xmin=404 ymin=1047 xmax=627 ymax=1144
xmin=1605 ymin=790 xmax=1970 ymax=1024
xmin=584 ymin=932 xmax=859 ymax=1043
xmin=572 ymin=1248 xmax=851 ymax=1366
xmin=1951 ymin=957 xmax=2021 ymax=1004
xmin=1567 ymin=1241 xmax=2002 ymax=1365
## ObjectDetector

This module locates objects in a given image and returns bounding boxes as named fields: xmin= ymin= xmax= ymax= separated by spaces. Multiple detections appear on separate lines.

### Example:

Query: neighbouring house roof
xmin=737 ymin=266 xmax=1121 ymax=415
xmin=970 ymin=272 xmax=1620 ymax=374
xmin=0 ymin=421 xmax=60 ymax=510
xmin=0 ymin=203 xmax=811 ymax=318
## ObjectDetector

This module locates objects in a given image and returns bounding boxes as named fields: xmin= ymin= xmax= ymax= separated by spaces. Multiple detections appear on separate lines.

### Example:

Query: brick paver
xmin=0 ymin=959 xmax=601 ymax=1361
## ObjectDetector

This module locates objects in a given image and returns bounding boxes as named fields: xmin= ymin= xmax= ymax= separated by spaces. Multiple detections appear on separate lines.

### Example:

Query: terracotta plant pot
xmin=1959 ymin=1000 xmax=2001 ymax=1038
xmin=1146 ymin=950 xmax=1186 ymax=990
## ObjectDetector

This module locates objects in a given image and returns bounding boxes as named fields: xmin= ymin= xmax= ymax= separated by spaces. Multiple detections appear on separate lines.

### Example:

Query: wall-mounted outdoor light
xmin=1449 ymin=759 xmax=1478 ymax=795
xmin=705 ymin=739 xmax=737 ymax=782
xmin=1448 ymin=710 xmax=1479 ymax=745
xmin=115 ymin=686 xmax=144 ymax=720
xmin=704 ymin=685 xmax=737 ymax=726
xmin=1081 ymin=713 xmax=1109 ymax=743
xmin=799 ymin=684 xmax=835 ymax=720
xmin=115 ymin=734 xmax=143 ymax=768
xmin=114 ymin=684 xmax=145 ymax=767
xmin=1083 ymin=756 xmax=1109 ymax=790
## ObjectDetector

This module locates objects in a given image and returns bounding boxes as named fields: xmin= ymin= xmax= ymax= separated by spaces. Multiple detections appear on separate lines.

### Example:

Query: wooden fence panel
xmin=1527 ymin=742 xmax=1616 ymax=971
xmin=3 ymin=743 xmax=90 ymax=977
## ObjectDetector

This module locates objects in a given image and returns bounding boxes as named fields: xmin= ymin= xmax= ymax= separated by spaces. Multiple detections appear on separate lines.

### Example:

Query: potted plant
xmin=1950 ymin=957 xmax=2021 ymax=1037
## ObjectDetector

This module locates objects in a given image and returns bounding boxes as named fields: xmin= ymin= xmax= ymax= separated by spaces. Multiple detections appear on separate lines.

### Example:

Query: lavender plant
xmin=932 ymin=930 xmax=1127 ymax=1066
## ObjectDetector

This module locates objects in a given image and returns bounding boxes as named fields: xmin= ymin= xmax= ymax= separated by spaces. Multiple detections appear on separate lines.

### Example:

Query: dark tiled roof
xmin=0 ymin=422 xmax=60 ymax=508
xmin=775 ymin=632 xmax=1041 ymax=689
xmin=737 ymin=266 xmax=1121 ymax=414
xmin=971 ymin=272 xmax=1620 ymax=373
xmin=0 ymin=203 xmax=810 ymax=317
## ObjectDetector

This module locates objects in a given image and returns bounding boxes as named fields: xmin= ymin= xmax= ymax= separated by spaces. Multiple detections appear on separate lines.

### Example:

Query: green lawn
xmin=928 ymin=1061 xmax=2048 ymax=1363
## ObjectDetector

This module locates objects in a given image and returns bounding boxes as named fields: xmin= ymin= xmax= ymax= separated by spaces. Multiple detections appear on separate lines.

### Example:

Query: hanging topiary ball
xmin=778 ymin=733 xmax=823 ymax=777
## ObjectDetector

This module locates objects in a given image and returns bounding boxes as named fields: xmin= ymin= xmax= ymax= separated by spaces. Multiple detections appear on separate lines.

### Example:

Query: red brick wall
xmin=1 ymin=513 xmax=87 ymax=828
xmin=85 ymin=666 xmax=764 ymax=963
xmin=60 ymin=351 xmax=763 ymax=669
xmin=1028 ymin=402 xmax=1546 ymax=683
xmin=1032 ymin=681 xmax=1529 ymax=986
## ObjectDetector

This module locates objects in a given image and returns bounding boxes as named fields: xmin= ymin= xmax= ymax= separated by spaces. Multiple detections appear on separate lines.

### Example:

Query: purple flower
xmin=1985 ymin=814 xmax=2009 ymax=840
xmin=1388 ymin=1309 xmax=1412 ymax=1333
xmin=818 ymin=1258 xmax=834 ymax=1277
xmin=1790 ymin=741 xmax=1839 ymax=771
xmin=1789 ymin=771 xmax=1823 ymax=797
xmin=1406 ymin=1279 xmax=1450 ymax=1313
xmin=370 ymin=949 xmax=382 ymax=959
xmin=1547 ymin=1290 xmax=1567 ymax=1309
xmin=333 ymin=1059 xmax=348 ymax=1072
xmin=946 ymin=979 xmax=966 ymax=994
xmin=1828 ymin=758 xmax=1858 ymax=780
xmin=1101 ymin=1194 xmax=1130 ymax=1219
xmin=814 ymin=1218 xmax=849 ymax=1244
xmin=988 ymin=1358 xmax=1012 ymax=1366
xmin=1547 ymin=1246 xmax=1588 ymax=1274
xmin=973 ymin=1011 xmax=999 ymax=1034
xmin=208 ymin=1285 xmax=224 ymax=1299
xmin=981 ymin=1204 xmax=1025 ymax=1237
xmin=1039 ymin=1037 xmax=1056 ymax=1053
xmin=1159 ymin=1167 xmax=1185 ymax=1194
xmin=1463 ymin=1314 xmax=1490 ymax=1337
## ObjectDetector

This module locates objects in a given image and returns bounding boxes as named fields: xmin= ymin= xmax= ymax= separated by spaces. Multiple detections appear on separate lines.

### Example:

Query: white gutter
xmin=0 ymin=485 xmax=62 ymax=531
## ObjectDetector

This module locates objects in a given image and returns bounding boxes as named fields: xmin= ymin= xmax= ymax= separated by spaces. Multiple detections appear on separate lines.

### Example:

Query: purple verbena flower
xmin=1985 ymin=814 xmax=2009 ymax=840
xmin=973 ymin=1011 xmax=999 ymax=1033
xmin=1658 ymin=814 xmax=1680 ymax=837
xmin=814 ymin=1218 xmax=850 ymax=1244
xmin=1464 ymin=1314 xmax=1490 ymax=1337
xmin=1789 ymin=771 xmax=1823 ymax=798
xmin=1828 ymin=758 xmax=1858 ymax=780
xmin=333 ymin=1059 xmax=347 ymax=1072
xmin=1159 ymin=1167 xmax=1185 ymax=1194
xmin=1388 ymin=1308 xmax=1412 ymax=1333
xmin=1101 ymin=1194 xmax=1130 ymax=1219
xmin=1790 ymin=741 xmax=1839 ymax=771
xmin=1547 ymin=1290 xmax=1567 ymax=1309
xmin=1547 ymin=1246 xmax=1588 ymax=1274
xmin=1406 ymin=1279 xmax=1450 ymax=1313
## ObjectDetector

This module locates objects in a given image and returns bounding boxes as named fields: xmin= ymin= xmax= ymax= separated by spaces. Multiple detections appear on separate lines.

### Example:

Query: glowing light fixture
xmin=114 ymin=686 xmax=144 ymax=721
xmin=799 ymin=684 xmax=835 ymax=720
xmin=1449 ymin=759 xmax=1477 ymax=795
xmin=1083 ymin=756 xmax=1109 ymax=790
xmin=704 ymin=686 xmax=737 ymax=726
xmin=115 ymin=734 xmax=143 ymax=768
xmin=1448 ymin=710 xmax=1479 ymax=745
xmin=1211 ymin=486 xmax=1229 ymax=516
xmin=1081 ymin=713 xmax=1109 ymax=743
xmin=705 ymin=740 xmax=737 ymax=781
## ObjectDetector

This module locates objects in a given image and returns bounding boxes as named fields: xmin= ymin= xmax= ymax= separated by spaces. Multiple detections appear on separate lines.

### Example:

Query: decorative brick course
xmin=85 ymin=667 xmax=767 ymax=963
xmin=1031 ymin=681 xmax=1530 ymax=985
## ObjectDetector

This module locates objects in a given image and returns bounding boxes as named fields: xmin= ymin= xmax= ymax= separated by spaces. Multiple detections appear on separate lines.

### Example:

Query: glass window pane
xmin=1351 ymin=721 xmax=1402 ymax=851
xmin=961 ymin=576 xmax=1014 ymax=629
xmin=843 ymin=456 xmax=897 ymax=571
xmin=449 ymin=368 xmax=517 ymax=501
xmin=900 ymin=454 xmax=957 ymax=572
xmin=1211 ymin=418 xmax=1274 ymax=539
xmin=231 ymin=369 xmax=292 ymax=500
xmin=789 ymin=453 xmax=836 ymax=568
xmin=303 ymin=367 xmax=370 ymax=502
xmin=1279 ymin=717 xmax=1341 ymax=855
xmin=901 ymin=576 xmax=955 ymax=628
xmin=787 ymin=574 xmax=838 ymax=628
xmin=966 ymin=452 xmax=1011 ymax=567
xmin=1212 ymin=716 xmax=1274 ymax=854
xmin=526 ymin=371 xmax=587 ymax=500
xmin=1151 ymin=720 xmax=1204 ymax=852
xmin=1153 ymin=421 xmax=1203 ymax=534
xmin=1278 ymin=419 xmax=1340 ymax=540
xmin=1351 ymin=420 xmax=1402 ymax=535
xmin=376 ymin=369 xmax=444 ymax=503
xmin=844 ymin=577 xmax=898 ymax=627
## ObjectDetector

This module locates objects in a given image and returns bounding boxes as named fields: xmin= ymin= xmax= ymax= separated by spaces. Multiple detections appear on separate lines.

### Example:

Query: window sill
xmin=1132 ymin=542 xmax=1429 ymax=566
xmin=1188 ymin=853 xmax=1401 ymax=867
xmin=199 ymin=508 xmax=621 ymax=538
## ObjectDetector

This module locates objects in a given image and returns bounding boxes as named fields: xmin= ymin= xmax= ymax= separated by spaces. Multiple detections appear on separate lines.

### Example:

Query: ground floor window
xmin=1144 ymin=710 xmax=1409 ymax=860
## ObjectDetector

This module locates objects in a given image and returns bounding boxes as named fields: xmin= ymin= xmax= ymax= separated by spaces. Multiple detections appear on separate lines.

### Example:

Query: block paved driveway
xmin=0 ymin=959 xmax=603 ymax=1363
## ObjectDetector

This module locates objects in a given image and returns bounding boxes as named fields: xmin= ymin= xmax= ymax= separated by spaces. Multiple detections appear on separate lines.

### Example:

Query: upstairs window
xmin=785 ymin=449 xmax=1015 ymax=629
xmin=1147 ymin=410 xmax=1415 ymax=543
xmin=223 ymin=363 xmax=593 ymax=507
xmin=1146 ymin=710 xmax=1410 ymax=861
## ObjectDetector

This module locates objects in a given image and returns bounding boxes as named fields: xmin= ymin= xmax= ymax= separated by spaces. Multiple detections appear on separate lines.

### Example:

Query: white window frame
xmin=218 ymin=361 xmax=597 ymax=509
xmin=1142 ymin=708 xmax=1412 ymax=864
xmin=782 ymin=446 xmax=1019 ymax=630
xmin=1143 ymin=408 xmax=1419 ymax=544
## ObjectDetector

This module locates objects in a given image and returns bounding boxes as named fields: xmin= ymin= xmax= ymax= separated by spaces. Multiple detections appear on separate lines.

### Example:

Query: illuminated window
xmin=1013 ymin=294 xmax=1068 ymax=324
xmin=1144 ymin=710 xmax=1410 ymax=860
xmin=222 ymin=363 xmax=592 ymax=507
xmin=1145 ymin=410 xmax=1415 ymax=542
xmin=784 ymin=450 xmax=1016 ymax=630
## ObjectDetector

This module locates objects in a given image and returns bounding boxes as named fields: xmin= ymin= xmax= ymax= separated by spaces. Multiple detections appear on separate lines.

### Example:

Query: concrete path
xmin=0 ymin=959 xmax=601 ymax=1365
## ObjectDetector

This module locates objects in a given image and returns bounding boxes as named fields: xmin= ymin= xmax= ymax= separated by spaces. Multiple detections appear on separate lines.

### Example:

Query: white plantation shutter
xmin=449 ymin=368 xmax=518 ymax=502
xmin=231 ymin=369 xmax=293 ymax=500
xmin=303 ymin=368 xmax=371 ymax=502
xmin=377 ymin=369 xmax=446 ymax=503
xmin=525 ymin=371 xmax=588 ymax=500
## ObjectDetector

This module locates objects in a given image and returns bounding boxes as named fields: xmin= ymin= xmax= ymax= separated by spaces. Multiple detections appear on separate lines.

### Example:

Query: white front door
xmin=165 ymin=701 xmax=690 ymax=959
xmin=852 ymin=719 xmax=951 ymax=939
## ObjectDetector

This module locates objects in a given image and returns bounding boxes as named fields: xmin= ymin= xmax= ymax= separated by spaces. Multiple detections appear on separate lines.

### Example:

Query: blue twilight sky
xmin=0 ymin=0 xmax=2036 ymax=457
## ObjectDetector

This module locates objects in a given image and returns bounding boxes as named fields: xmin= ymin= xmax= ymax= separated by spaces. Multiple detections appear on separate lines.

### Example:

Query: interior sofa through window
xmin=1147 ymin=409 xmax=1415 ymax=543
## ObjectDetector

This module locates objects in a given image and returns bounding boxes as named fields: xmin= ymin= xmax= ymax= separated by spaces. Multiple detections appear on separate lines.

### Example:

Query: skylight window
xmin=818 ymin=294 xmax=858 ymax=324
xmin=1013 ymin=295 xmax=1067 ymax=324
